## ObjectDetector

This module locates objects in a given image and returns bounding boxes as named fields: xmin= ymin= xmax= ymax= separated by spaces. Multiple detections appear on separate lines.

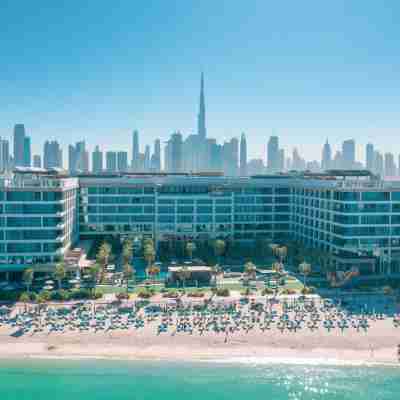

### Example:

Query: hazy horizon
xmin=1 ymin=1 xmax=399 ymax=163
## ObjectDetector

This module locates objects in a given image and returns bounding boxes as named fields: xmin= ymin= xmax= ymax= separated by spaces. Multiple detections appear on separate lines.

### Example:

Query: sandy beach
xmin=1 ymin=316 xmax=399 ymax=366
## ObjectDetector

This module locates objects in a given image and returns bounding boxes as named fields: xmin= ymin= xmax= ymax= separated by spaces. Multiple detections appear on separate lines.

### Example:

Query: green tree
xmin=213 ymin=239 xmax=226 ymax=265
xmin=143 ymin=243 xmax=156 ymax=269
xmin=122 ymin=239 xmax=133 ymax=265
xmin=186 ymin=241 xmax=196 ymax=261
xmin=53 ymin=262 xmax=66 ymax=289
xmin=19 ymin=292 xmax=30 ymax=311
xmin=88 ymin=264 xmax=100 ymax=294
xmin=146 ymin=264 xmax=160 ymax=281
xmin=299 ymin=262 xmax=311 ymax=288
xmin=22 ymin=268 xmax=34 ymax=293
xmin=123 ymin=263 xmax=135 ymax=293
xmin=97 ymin=241 xmax=111 ymax=282
xmin=177 ymin=266 xmax=191 ymax=288
xmin=244 ymin=261 xmax=257 ymax=280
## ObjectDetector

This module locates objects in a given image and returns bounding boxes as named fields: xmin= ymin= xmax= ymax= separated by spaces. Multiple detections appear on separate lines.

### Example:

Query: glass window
xmin=177 ymin=206 xmax=194 ymax=214
xmin=361 ymin=192 xmax=390 ymax=201
xmin=215 ymin=206 xmax=231 ymax=213
xmin=178 ymin=215 xmax=193 ymax=223
xmin=158 ymin=215 xmax=174 ymax=223
xmin=196 ymin=215 xmax=212 ymax=223
xmin=42 ymin=192 xmax=62 ymax=201
xmin=215 ymin=215 xmax=231 ymax=223
xmin=197 ymin=206 xmax=212 ymax=214
xmin=6 ymin=191 xmax=41 ymax=201
xmin=158 ymin=206 xmax=175 ymax=214
xmin=392 ymin=192 xmax=400 ymax=201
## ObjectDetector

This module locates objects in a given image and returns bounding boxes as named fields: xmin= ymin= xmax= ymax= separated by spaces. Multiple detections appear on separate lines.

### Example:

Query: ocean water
xmin=0 ymin=359 xmax=399 ymax=399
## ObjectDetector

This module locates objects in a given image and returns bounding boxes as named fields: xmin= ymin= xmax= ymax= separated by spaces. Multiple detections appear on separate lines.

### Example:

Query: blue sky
xmin=1 ymin=1 xmax=399 ymax=162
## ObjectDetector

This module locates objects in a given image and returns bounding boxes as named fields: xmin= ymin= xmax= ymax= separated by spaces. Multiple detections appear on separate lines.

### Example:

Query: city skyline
xmin=1 ymin=2 xmax=400 ymax=162
xmin=2 ymin=72 xmax=400 ymax=176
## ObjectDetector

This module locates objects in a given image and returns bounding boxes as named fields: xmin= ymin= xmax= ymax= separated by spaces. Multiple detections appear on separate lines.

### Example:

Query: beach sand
xmin=0 ymin=317 xmax=399 ymax=365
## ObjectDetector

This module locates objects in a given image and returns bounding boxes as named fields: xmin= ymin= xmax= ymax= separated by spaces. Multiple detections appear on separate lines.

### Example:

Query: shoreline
xmin=0 ymin=335 xmax=399 ymax=367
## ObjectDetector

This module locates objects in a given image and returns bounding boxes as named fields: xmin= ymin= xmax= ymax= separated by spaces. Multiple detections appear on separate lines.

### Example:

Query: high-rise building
xmin=267 ymin=136 xmax=280 ymax=173
xmin=23 ymin=136 xmax=31 ymax=167
xmin=279 ymin=149 xmax=285 ymax=172
xmin=44 ymin=140 xmax=62 ymax=169
xmin=197 ymin=72 xmax=207 ymax=139
xmin=374 ymin=151 xmax=384 ymax=176
xmin=68 ymin=141 xmax=87 ymax=174
xmin=33 ymin=155 xmax=41 ymax=168
xmin=239 ymin=133 xmax=247 ymax=176
xmin=165 ymin=132 xmax=183 ymax=173
xmin=0 ymin=138 xmax=10 ymax=171
xmin=132 ymin=130 xmax=139 ymax=170
xmin=222 ymin=138 xmax=239 ymax=176
xmin=13 ymin=124 xmax=26 ymax=167
xmin=384 ymin=153 xmax=396 ymax=177
xmin=117 ymin=151 xmax=128 ymax=172
xmin=106 ymin=151 xmax=117 ymax=172
xmin=342 ymin=139 xmax=355 ymax=169
xmin=151 ymin=139 xmax=161 ymax=172
xmin=366 ymin=143 xmax=374 ymax=172
xmin=292 ymin=148 xmax=306 ymax=171
xmin=92 ymin=146 xmax=103 ymax=174
xmin=144 ymin=145 xmax=151 ymax=171
xmin=321 ymin=140 xmax=332 ymax=171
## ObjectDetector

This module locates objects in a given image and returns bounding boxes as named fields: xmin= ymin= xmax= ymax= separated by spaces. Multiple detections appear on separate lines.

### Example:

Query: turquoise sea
xmin=0 ymin=359 xmax=399 ymax=399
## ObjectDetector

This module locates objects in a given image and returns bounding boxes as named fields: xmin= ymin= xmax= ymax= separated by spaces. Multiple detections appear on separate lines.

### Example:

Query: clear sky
xmin=1 ymin=1 xmax=399 ymax=162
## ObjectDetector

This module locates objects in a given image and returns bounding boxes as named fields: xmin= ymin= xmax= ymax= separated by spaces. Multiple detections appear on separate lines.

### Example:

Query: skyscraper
xmin=342 ymin=139 xmax=355 ymax=169
xmin=33 ymin=155 xmax=41 ymax=168
xmin=68 ymin=141 xmax=87 ymax=174
xmin=267 ymin=136 xmax=280 ymax=173
xmin=144 ymin=145 xmax=151 ymax=171
xmin=239 ymin=133 xmax=247 ymax=176
xmin=366 ymin=143 xmax=374 ymax=171
xmin=44 ymin=140 xmax=63 ymax=169
xmin=23 ymin=136 xmax=31 ymax=167
xmin=165 ymin=132 xmax=183 ymax=173
xmin=106 ymin=151 xmax=117 ymax=172
xmin=132 ymin=130 xmax=139 ymax=170
xmin=151 ymin=139 xmax=161 ymax=172
xmin=0 ymin=138 xmax=10 ymax=171
xmin=321 ymin=140 xmax=332 ymax=171
xmin=92 ymin=146 xmax=103 ymax=174
xmin=384 ymin=153 xmax=396 ymax=177
xmin=197 ymin=72 xmax=206 ymax=139
xmin=13 ymin=124 xmax=26 ymax=167
xmin=117 ymin=151 xmax=128 ymax=172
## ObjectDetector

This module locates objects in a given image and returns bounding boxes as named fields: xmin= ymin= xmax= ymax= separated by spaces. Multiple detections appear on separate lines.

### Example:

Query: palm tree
xmin=186 ymin=241 xmax=197 ymax=261
xmin=143 ymin=243 xmax=156 ymax=269
xmin=53 ymin=262 xmax=66 ymax=289
xmin=19 ymin=292 xmax=30 ymax=312
xmin=177 ymin=266 xmax=191 ymax=288
xmin=244 ymin=261 xmax=257 ymax=280
xmin=122 ymin=239 xmax=133 ymax=265
xmin=97 ymin=241 xmax=111 ymax=282
xmin=88 ymin=264 xmax=100 ymax=294
xmin=272 ymin=261 xmax=283 ymax=274
xmin=269 ymin=243 xmax=279 ymax=257
xmin=22 ymin=268 xmax=34 ymax=294
xmin=123 ymin=263 xmax=134 ymax=293
xmin=210 ymin=265 xmax=220 ymax=287
xmin=146 ymin=264 xmax=160 ymax=281
xmin=299 ymin=262 xmax=311 ymax=288
xmin=277 ymin=246 xmax=287 ymax=262
xmin=213 ymin=239 xmax=226 ymax=265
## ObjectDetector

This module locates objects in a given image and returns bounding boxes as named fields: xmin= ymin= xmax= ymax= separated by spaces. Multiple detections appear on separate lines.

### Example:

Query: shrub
xmin=40 ymin=290 xmax=52 ymax=301
xmin=19 ymin=292 xmax=31 ymax=303
xmin=162 ymin=289 xmax=179 ymax=298
xmin=137 ymin=288 xmax=155 ymax=299
xmin=301 ymin=286 xmax=315 ymax=295
xmin=262 ymin=287 xmax=274 ymax=295
xmin=215 ymin=288 xmax=230 ymax=297
xmin=280 ymin=288 xmax=296 ymax=295
xmin=51 ymin=289 xmax=71 ymax=301
xmin=116 ymin=292 xmax=129 ymax=300
xmin=187 ymin=290 xmax=205 ymax=298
